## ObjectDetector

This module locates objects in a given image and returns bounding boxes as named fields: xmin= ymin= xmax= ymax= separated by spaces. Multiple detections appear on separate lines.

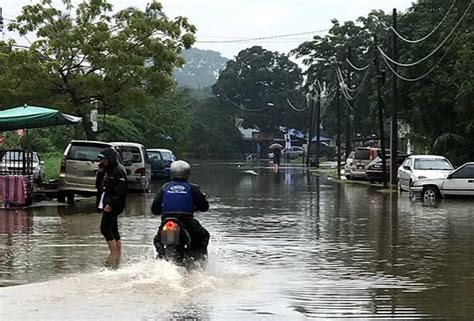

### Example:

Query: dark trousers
xmin=100 ymin=212 xmax=120 ymax=241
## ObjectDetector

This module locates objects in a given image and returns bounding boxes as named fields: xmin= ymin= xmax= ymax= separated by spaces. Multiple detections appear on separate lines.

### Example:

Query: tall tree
xmin=174 ymin=48 xmax=228 ymax=89
xmin=213 ymin=46 xmax=305 ymax=134
xmin=7 ymin=0 xmax=195 ymax=139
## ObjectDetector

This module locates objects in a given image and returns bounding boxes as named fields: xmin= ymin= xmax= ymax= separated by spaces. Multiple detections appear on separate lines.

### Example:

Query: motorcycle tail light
xmin=163 ymin=221 xmax=177 ymax=231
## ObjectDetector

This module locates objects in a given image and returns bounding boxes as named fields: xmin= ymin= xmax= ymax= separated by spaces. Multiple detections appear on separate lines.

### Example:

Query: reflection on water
xmin=1 ymin=161 xmax=474 ymax=319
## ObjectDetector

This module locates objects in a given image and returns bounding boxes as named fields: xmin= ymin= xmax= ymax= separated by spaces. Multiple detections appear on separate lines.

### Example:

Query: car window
xmin=119 ymin=146 xmax=142 ymax=163
xmin=450 ymin=165 xmax=474 ymax=179
xmin=354 ymin=149 xmax=369 ymax=159
xmin=414 ymin=158 xmax=452 ymax=170
xmin=3 ymin=151 xmax=25 ymax=161
xmin=162 ymin=152 xmax=173 ymax=161
xmin=148 ymin=151 xmax=163 ymax=160
xmin=68 ymin=143 xmax=110 ymax=161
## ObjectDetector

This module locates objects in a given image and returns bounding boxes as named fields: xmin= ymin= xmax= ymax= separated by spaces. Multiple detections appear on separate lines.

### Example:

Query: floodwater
xmin=1 ymin=161 xmax=474 ymax=320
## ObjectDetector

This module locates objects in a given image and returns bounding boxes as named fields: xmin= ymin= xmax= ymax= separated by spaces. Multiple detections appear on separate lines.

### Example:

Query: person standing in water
xmin=97 ymin=148 xmax=127 ymax=258
xmin=273 ymin=148 xmax=281 ymax=172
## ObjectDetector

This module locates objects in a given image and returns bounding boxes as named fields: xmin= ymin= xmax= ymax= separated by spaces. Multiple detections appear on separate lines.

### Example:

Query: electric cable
xmin=217 ymin=91 xmax=274 ymax=112
xmin=336 ymin=66 xmax=369 ymax=101
xmin=196 ymin=29 xmax=329 ymax=43
xmin=286 ymin=98 xmax=306 ymax=112
xmin=379 ymin=36 xmax=456 ymax=82
xmin=388 ymin=0 xmax=457 ymax=44
xmin=378 ymin=1 xmax=471 ymax=68
xmin=346 ymin=58 xmax=370 ymax=71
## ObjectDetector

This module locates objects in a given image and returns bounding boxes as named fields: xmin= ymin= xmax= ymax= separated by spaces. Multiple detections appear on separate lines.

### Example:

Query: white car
xmin=397 ymin=155 xmax=453 ymax=191
xmin=411 ymin=162 xmax=474 ymax=200
xmin=0 ymin=150 xmax=45 ymax=184
xmin=283 ymin=146 xmax=304 ymax=159
xmin=110 ymin=142 xmax=151 ymax=191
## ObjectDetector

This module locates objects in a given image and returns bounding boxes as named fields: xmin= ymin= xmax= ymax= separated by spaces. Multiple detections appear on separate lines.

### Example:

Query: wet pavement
xmin=1 ymin=161 xmax=474 ymax=320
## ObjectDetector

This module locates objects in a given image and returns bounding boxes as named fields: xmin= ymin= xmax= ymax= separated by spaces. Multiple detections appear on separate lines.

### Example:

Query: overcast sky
xmin=1 ymin=0 xmax=415 ymax=58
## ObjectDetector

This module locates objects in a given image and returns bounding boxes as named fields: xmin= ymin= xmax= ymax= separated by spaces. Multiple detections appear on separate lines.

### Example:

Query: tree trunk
xmin=81 ymin=111 xmax=96 ymax=141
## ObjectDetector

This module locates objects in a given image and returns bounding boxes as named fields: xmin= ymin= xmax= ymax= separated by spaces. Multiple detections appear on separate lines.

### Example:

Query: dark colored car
xmin=309 ymin=142 xmax=336 ymax=164
xmin=147 ymin=149 xmax=176 ymax=178
xmin=366 ymin=153 xmax=410 ymax=183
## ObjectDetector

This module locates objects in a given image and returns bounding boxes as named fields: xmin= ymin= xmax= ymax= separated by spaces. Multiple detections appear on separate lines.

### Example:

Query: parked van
xmin=58 ymin=140 xmax=117 ymax=203
xmin=147 ymin=148 xmax=176 ymax=178
xmin=110 ymin=142 xmax=151 ymax=192
xmin=345 ymin=147 xmax=380 ymax=180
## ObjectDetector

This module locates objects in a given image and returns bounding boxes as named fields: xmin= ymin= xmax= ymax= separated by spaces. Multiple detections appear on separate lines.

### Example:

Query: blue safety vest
xmin=161 ymin=180 xmax=194 ymax=215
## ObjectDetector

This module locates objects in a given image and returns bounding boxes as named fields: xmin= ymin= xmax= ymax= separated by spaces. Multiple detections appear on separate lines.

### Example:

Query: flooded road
xmin=1 ymin=161 xmax=474 ymax=320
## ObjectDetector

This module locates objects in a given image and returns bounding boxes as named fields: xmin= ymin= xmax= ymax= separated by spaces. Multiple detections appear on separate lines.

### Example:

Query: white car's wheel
xmin=422 ymin=186 xmax=439 ymax=201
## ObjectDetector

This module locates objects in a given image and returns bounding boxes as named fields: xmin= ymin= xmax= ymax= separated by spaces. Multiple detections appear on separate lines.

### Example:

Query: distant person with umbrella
xmin=269 ymin=143 xmax=283 ymax=172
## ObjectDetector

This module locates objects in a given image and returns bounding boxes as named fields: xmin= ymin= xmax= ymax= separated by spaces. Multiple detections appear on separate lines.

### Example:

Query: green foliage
xmin=293 ymin=1 xmax=474 ymax=165
xmin=188 ymin=97 xmax=244 ymax=158
xmin=5 ymin=0 xmax=196 ymax=139
xmin=42 ymin=152 xmax=62 ymax=180
xmin=213 ymin=46 xmax=306 ymax=134
xmin=97 ymin=115 xmax=145 ymax=143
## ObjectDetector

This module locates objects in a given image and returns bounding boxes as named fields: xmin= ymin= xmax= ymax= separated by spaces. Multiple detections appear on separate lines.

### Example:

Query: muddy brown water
xmin=1 ymin=161 xmax=474 ymax=320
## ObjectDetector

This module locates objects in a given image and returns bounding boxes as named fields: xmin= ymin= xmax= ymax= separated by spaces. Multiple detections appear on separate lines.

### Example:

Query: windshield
xmin=148 ymin=152 xmax=162 ymax=161
xmin=413 ymin=158 xmax=452 ymax=170
xmin=68 ymin=144 xmax=109 ymax=161
xmin=119 ymin=146 xmax=142 ymax=163
xmin=161 ymin=152 xmax=173 ymax=161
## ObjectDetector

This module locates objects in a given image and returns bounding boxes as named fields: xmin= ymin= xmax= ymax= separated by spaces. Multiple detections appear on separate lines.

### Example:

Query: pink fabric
xmin=0 ymin=175 xmax=32 ymax=206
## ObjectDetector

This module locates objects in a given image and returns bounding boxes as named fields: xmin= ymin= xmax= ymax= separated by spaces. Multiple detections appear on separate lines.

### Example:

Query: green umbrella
xmin=0 ymin=104 xmax=82 ymax=131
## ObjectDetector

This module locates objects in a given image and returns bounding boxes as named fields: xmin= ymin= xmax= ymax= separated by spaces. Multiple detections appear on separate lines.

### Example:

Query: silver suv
xmin=58 ymin=140 xmax=116 ymax=203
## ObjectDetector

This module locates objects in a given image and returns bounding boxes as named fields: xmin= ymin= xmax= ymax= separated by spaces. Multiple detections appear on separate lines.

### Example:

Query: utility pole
xmin=344 ymin=48 xmax=353 ymax=156
xmin=0 ymin=7 xmax=4 ymax=34
xmin=336 ymin=83 xmax=342 ymax=179
xmin=390 ymin=8 xmax=399 ymax=187
xmin=314 ymin=85 xmax=321 ymax=168
xmin=374 ymin=35 xmax=388 ymax=188
xmin=306 ymin=88 xmax=316 ymax=166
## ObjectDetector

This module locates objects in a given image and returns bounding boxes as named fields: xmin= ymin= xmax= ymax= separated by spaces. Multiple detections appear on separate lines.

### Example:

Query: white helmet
xmin=170 ymin=160 xmax=191 ymax=180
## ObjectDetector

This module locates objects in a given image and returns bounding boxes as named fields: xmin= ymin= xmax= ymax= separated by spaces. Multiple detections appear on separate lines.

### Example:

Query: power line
xmin=336 ymin=66 xmax=370 ymax=101
xmin=286 ymin=98 xmax=306 ymax=112
xmin=378 ymin=0 xmax=471 ymax=68
xmin=380 ymin=37 xmax=456 ymax=82
xmin=388 ymin=0 xmax=457 ymax=44
xmin=217 ymin=91 xmax=274 ymax=112
xmin=346 ymin=58 xmax=370 ymax=71
xmin=196 ymin=29 xmax=329 ymax=43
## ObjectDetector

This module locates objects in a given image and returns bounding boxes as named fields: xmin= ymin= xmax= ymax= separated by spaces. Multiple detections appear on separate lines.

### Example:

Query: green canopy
xmin=0 ymin=105 xmax=82 ymax=131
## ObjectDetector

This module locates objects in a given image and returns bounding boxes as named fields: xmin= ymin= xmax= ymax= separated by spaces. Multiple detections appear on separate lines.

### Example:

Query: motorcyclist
xmin=151 ymin=160 xmax=209 ymax=259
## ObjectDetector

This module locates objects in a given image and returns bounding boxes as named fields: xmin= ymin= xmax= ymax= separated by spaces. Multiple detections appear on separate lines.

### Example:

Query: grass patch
xmin=42 ymin=152 xmax=62 ymax=181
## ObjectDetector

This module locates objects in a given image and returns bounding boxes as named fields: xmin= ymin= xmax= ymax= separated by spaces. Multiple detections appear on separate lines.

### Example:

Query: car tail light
xmin=135 ymin=167 xmax=146 ymax=175
xmin=60 ymin=157 xmax=66 ymax=175
xmin=162 ymin=221 xmax=177 ymax=231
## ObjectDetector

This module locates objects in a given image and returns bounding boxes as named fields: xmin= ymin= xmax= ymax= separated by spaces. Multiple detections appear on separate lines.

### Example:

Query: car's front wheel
xmin=422 ymin=186 xmax=439 ymax=201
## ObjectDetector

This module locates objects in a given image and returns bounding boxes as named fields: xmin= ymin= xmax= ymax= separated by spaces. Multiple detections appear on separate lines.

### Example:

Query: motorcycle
xmin=153 ymin=217 xmax=207 ymax=266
